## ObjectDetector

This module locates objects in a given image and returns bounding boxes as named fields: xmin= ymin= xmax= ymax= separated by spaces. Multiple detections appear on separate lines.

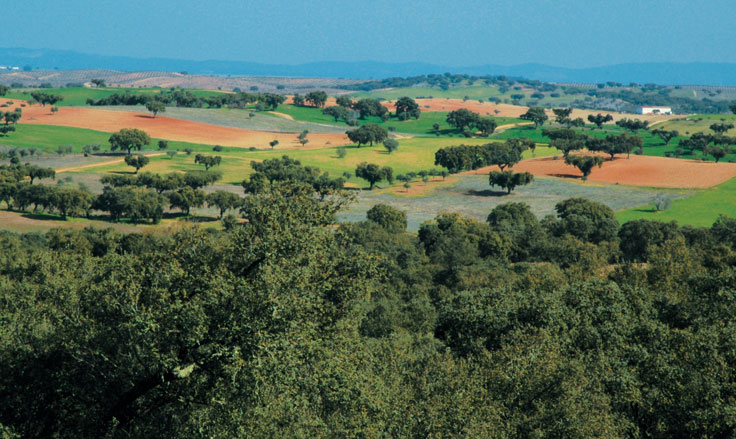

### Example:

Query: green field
xmin=72 ymin=137 xmax=558 ymax=186
xmin=272 ymin=104 xmax=524 ymax=135
xmin=617 ymin=177 xmax=736 ymax=227
xmin=4 ymin=87 xmax=226 ymax=107
xmin=0 ymin=124 xmax=228 ymax=155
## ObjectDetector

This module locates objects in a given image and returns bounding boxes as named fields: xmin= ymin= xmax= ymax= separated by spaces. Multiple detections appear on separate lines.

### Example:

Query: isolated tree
xmin=565 ymin=154 xmax=604 ymax=180
xmin=0 ymin=85 xmax=8 ymax=96
xmin=194 ymin=154 xmax=222 ymax=170
xmin=297 ymin=130 xmax=309 ymax=146
xmin=158 ymin=140 xmax=169 ymax=150
xmin=587 ymin=113 xmax=613 ymax=129
xmin=269 ymin=139 xmax=279 ymax=149
xmin=145 ymin=101 xmax=166 ymax=118
xmin=90 ymin=78 xmax=106 ymax=87
xmin=520 ymin=106 xmax=548 ymax=128
xmin=476 ymin=118 xmax=498 ymax=136
xmin=305 ymin=91 xmax=328 ymax=108
xmin=356 ymin=162 xmax=393 ymax=189
xmin=489 ymin=170 xmax=534 ymax=193
xmin=109 ymin=128 xmax=151 ymax=155
xmin=488 ymin=142 xmax=523 ymax=170
xmin=346 ymin=124 xmax=388 ymax=147
xmin=446 ymin=108 xmax=479 ymax=130
xmin=124 ymin=154 xmax=150 ymax=174
xmin=710 ymin=123 xmax=734 ymax=135
xmin=616 ymin=118 xmax=649 ymax=134
xmin=394 ymin=96 xmax=421 ymax=120
xmin=205 ymin=190 xmax=241 ymax=219
xmin=383 ymin=138 xmax=399 ymax=154
xmin=651 ymin=129 xmax=679 ymax=145
xmin=552 ymin=108 xmax=573 ymax=126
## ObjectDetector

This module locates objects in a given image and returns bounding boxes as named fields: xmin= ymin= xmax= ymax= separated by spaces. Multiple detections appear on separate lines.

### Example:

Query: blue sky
xmin=3 ymin=0 xmax=735 ymax=67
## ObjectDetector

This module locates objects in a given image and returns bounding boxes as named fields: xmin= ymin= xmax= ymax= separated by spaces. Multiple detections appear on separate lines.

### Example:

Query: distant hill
xmin=2 ymin=47 xmax=736 ymax=86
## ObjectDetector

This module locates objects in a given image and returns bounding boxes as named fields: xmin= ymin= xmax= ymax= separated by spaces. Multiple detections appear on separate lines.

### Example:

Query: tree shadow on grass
xmin=631 ymin=208 xmax=657 ymax=213
xmin=550 ymin=173 xmax=583 ymax=180
xmin=465 ymin=189 xmax=510 ymax=197
xmin=20 ymin=212 xmax=64 ymax=221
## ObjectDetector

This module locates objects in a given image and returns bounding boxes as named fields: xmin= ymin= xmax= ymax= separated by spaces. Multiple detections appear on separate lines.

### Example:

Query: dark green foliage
xmin=304 ymin=90 xmax=328 ymax=108
xmin=446 ymin=108 xmax=480 ymax=130
xmin=520 ymin=106 xmax=548 ymax=128
xmin=206 ymin=190 xmax=242 ymax=219
xmin=346 ymin=123 xmax=388 ymax=146
xmin=352 ymin=98 xmax=388 ymax=120
xmin=476 ymin=118 xmax=497 ymax=136
xmin=618 ymin=219 xmax=681 ymax=261
xmin=366 ymin=203 xmax=407 ymax=232
xmin=615 ymin=117 xmax=649 ymax=134
xmin=355 ymin=162 xmax=393 ymax=189
xmin=434 ymin=138 xmax=529 ymax=173
xmin=546 ymin=198 xmax=619 ymax=244
xmin=194 ymin=154 xmax=222 ymax=170
xmin=144 ymin=100 xmax=166 ymax=117
xmin=242 ymin=155 xmax=343 ymax=196
xmin=587 ymin=113 xmax=613 ymax=129
xmin=322 ymin=105 xmax=349 ymax=122
xmin=29 ymin=91 xmax=64 ymax=106
xmin=709 ymin=122 xmax=734 ymax=135
xmin=489 ymin=170 xmax=534 ymax=193
xmin=383 ymin=138 xmax=399 ymax=154
xmin=651 ymin=128 xmax=679 ymax=145
xmin=92 ymin=186 xmax=166 ymax=223
xmin=109 ymin=128 xmax=151 ymax=155
xmin=394 ymin=96 xmax=421 ymax=120
xmin=124 ymin=154 xmax=149 ymax=173
xmin=542 ymin=127 xmax=587 ymax=157
xmin=167 ymin=186 xmax=205 ymax=215
xmin=6 ymin=175 xmax=736 ymax=438
xmin=565 ymin=154 xmax=604 ymax=180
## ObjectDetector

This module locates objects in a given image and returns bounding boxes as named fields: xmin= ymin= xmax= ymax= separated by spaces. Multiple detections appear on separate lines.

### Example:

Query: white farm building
xmin=638 ymin=106 xmax=672 ymax=115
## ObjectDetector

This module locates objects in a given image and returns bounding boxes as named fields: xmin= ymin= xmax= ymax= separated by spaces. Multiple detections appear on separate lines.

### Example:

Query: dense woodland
xmin=3 ymin=179 xmax=736 ymax=438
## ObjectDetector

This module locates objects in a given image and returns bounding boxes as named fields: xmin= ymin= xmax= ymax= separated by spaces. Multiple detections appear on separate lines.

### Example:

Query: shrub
xmin=654 ymin=194 xmax=672 ymax=211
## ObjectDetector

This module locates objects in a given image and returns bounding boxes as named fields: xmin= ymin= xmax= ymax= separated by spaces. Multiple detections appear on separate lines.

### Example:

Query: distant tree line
xmin=87 ymin=89 xmax=287 ymax=111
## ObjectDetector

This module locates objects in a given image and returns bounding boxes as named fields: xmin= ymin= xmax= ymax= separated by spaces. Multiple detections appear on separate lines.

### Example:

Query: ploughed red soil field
xmin=463 ymin=154 xmax=736 ymax=188
xmin=12 ymin=101 xmax=349 ymax=149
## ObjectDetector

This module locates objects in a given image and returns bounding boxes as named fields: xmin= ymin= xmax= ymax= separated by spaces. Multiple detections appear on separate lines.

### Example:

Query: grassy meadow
xmin=617 ymin=177 xmax=736 ymax=227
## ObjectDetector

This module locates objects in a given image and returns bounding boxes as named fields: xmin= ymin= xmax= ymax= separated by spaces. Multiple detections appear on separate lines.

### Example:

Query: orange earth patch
xmin=11 ymin=100 xmax=349 ymax=149
xmin=463 ymin=154 xmax=736 ymax=189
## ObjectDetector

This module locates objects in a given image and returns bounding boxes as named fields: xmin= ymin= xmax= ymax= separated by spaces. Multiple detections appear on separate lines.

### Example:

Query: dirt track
xmin=14 ymin=101 xmax=349 ymax=149
xmin=463 ymin=154 xmax=736 ymax=188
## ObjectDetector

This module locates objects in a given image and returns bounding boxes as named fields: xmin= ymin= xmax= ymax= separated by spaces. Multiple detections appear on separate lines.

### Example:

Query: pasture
xmin=617 ymin=176 xmax=736 ymax=227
